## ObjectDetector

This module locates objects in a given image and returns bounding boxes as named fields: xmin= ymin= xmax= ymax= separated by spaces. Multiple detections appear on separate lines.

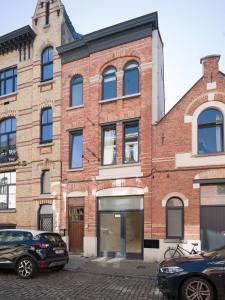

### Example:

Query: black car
xmin=158 ymin=246 xmax=225 ymax=300
xmin=0 ymin=229 xmax=69 ymax=279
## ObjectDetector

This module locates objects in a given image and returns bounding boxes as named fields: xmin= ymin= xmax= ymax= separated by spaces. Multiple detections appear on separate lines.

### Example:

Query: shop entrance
xmin=97 ymin=196 xmax=143 ymax=259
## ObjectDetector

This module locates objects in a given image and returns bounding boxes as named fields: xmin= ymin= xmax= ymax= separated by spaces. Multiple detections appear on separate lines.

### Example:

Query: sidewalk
xmin=66 ymin=254 xmax=158 ymax=278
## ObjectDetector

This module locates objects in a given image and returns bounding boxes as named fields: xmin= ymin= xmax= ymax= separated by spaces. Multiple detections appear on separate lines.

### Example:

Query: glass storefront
xmin=98 ymin=196 xmax=143 ymax=259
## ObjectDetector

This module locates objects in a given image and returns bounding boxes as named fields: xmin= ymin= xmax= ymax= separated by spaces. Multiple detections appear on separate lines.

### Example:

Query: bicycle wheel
xmin=164 ymin=247 xmax=178 ymax=259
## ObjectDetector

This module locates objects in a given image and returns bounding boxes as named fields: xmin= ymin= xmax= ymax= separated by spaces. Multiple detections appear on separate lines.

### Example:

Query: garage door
xmin=201 ymin=206 xmax=225 ymax=251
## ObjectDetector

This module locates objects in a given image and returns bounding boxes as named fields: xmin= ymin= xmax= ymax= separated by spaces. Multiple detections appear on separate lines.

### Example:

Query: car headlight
xmin=160 ymin=266 xmax=184 ymax=274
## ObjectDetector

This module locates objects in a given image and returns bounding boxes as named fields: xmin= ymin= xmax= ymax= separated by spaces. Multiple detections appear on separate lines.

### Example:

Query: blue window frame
xmin=124 ymin=61 xmax=139 ymax=96
xmin=198 ymin=109 xmax=224 ymax=154
xmin=71 ymin=76 xmax=83 ymax=107
xmin=41 ymin=47 xmax=53 ymax=82
xmin=0 ymin=118 xmax=17 ymax=163
xmin=102 ymin=67 xmax=117 ymax=100
xmin=0 ymin=68 xmax=17 ymax=96
xmin=41 ymin=108 xmax=52 ymax=144
xmin=70 ymin=131 xmax=83 ymax=169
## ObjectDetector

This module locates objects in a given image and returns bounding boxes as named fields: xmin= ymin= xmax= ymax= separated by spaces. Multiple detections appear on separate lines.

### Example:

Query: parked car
xmin=0 ymin=229 xmax=69 ymax=279
xmin=157 ymin=246 xmax=225 ymax=300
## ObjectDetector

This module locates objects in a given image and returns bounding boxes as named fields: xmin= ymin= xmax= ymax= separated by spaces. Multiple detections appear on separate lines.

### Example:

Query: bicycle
xmin=164 ymin=241 xmax=201 ymax=259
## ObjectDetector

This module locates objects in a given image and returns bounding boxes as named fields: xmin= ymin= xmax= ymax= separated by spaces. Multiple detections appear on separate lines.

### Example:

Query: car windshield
xmin=202 ymin=245 xmax=225 ymax=259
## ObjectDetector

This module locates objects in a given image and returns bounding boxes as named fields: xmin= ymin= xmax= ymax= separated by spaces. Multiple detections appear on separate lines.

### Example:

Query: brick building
xmin=58 ymin=13 xmax=165 ymax=260
xmin=151 ymin=55 xmax=225 ymax=260
xmin=0 ymin=0 xmax=79 ymax=232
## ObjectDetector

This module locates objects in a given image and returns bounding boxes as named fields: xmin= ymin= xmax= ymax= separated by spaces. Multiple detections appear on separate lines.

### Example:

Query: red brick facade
xmin=59 ymin=12 xmax=225 ymax=260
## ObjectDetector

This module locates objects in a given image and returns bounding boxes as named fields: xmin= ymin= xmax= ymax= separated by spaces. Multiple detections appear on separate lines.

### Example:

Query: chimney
xmin=200 ymin=55 xmax=220 ymax=81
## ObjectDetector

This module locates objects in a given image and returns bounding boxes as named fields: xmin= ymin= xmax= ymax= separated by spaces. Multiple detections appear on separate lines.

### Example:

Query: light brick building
xmin=0 ymin=0 xmax=79 ymax=232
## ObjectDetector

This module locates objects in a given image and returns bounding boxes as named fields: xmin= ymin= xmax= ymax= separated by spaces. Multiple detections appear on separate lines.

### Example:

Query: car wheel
xmin=51 ymin=265 xmax=65 ymax=272
xmin=16 ymin=257 xmax=36 ymax=279
xmin=181 ymin=277 xmax=214 ymax=300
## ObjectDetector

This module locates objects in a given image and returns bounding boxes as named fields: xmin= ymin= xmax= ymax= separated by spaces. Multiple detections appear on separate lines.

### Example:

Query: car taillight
xmin=35 ymin=243 xmax=50 ymax=249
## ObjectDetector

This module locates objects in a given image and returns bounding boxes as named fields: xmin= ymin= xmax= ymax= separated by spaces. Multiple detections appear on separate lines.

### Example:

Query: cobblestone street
xmin=0 ymin=256 xmax=166 ymax=300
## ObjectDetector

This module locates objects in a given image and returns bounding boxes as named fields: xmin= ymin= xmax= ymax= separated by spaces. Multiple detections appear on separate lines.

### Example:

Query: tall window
xmin=41 ymin=108 xmax=52 ymax=144
xmin=102 ymin=67 xmax=117 ymax=100
xmin=166 ymin=198 xmax=184 ymax=239
xmin=0 ymin=118 xmax=17 ymax=163
xmin=124 ymin=61 xmax=139 ymax=96
xmin=0 ymin=67 xmax=17 ymax=96
xmin=45 ymin=1 xmax=50 ymax=25
xmin=123 ymin=121 xmax=139 ymax=164
xmin=71 ymin=76 xmax=83 ymax=107
xmin=41 ymin=170 xmax=51 ymax=194
xmin=41 ymin=47 xmax=53 ymax=82
xmin=0 ymin=172 xmax=16 ymax=210
xmin=102 ymin=125 xmax=116 ymax=165
xmin=70 ymin=131 xmax=83 ymax=169
xmin=198 ymin=109 xmax=224 ymax=154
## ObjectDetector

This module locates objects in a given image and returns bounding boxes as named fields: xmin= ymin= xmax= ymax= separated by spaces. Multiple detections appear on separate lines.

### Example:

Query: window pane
xmin=103 ymin=127 xmax=116 ymax=165
xmin=10 ymin=172 xmax=16 ymax=184
xmin=42 ymin=64 xmax=53 ymax=81
xmin=42 ymin=171 xmax=51 ymax=194
xmin=8 ymin=194 xmax=16 ymax=209
xmin=198 ymin=109 xmax=223 ymax=125
xmin=42 ymin=124 xmax=52 ymax=142
xmin=99 ymin=196 xmax=143 ymax=211
xmin=5 ymin=119 xmax=12 ymax=133
xmin=71 ymin=132 xmax=83 ymax=169
xmin=11 ymin=119 xmax=16 ymax=132
xmin=9 ymin=133 xmax=16 ymax=146
xmin=71 ymin=80 xmax=83 ymax=107
xmin=124 ymin=123 xmax=139 ymax=163
xmin=124 ymin=68 xmax=139 ymax=95
xmin=198 ymin=126 xmax=223 ymax=153
xmin=102 ymin=69 xmax=116 ymax=100
xmin=167 ymin=209 xmax=183 ymax=238
xmin=0 ymin=135 xmax=7 ymax=149
xmin=42 ymin=110 xmax=48 ymax=124
xmin=167 ymin=198 xmax=183 ymax=207
xmin=5 ymin=78 xmax=13 ymax=94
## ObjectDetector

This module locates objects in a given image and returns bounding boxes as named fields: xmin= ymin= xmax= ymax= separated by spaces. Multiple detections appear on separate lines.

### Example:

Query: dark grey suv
xmin=0 ymin=229 xmax=69 ymax=279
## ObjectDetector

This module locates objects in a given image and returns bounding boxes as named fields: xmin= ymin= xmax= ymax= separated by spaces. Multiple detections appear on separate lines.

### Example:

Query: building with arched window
xmin=0 ymin=0 xmax=80 ymax=234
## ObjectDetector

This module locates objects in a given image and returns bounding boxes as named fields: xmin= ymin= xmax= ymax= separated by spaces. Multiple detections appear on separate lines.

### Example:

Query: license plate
xmin=55 ymin=250 xmax=64 ymax=254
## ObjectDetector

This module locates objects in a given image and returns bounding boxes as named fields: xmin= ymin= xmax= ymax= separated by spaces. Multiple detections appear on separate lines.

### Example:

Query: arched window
xmin=0 ymin=118 xmax=17 ymax=163
xmin=71 ymin=76 xmax=83 ymax=107
xmin=39 ymin=204 xmax=53 ymax=232
xmin=41 ymin=170 xmax=51 ymax=194
xmin=198 ymin=108 xmax=224 ymax=154
xmin=166 ymin=198 xmax=184 ymax=239
xmin=41 ymin=47 xmax=53 ymax=81
xmin=102 ymin=67 xmax=117 ymax=100
xmin=124 ymin=61 xmax=139 ymax=96
xmin=41 ymin=108 xmax=52 ymax=144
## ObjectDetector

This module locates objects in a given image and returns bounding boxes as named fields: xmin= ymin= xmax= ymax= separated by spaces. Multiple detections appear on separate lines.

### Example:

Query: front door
xmin=98 ymin=211 xmax=143 ymax=259
xmin=69 ymin=206 xmax=84 ymax=252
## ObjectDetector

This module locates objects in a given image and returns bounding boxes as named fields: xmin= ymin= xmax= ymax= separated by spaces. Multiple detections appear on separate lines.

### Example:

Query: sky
xmin=0 ymin=0 xmax=225 ymax=111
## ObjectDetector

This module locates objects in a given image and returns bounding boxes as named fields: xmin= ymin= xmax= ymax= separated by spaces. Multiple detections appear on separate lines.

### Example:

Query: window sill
xmin=99 ymin=162 xmax=141 ymax=170
xmin=0 ymin=92 xmax=17 ymax=101
xmin=43 ymin=24 xmax=50 ymax=29
xmin=66 ymin=168 xmax=84 ymax=172
xmin=37 ymin=142 xmax=54 ymax=148
xmin=38 ymin=79 xmax=54 ymax=87
xmin=67 ymin=105 xmax=84 ymax=111
xmin=0 ymin=209 xmax=16 ymax=213
xmin=99 ymin=93 xmax=141 ymax=104
xmin=194 ymin=152 xmax=225 ymax=158
xmin=164 ymin=239 xmax=187 ymax=244
xmin=0 ymin=161 xmax=19 ymax=167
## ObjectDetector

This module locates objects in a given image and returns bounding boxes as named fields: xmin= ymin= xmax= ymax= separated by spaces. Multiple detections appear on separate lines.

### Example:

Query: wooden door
xmin=69 ymin=206 xmax=84 ymax=252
